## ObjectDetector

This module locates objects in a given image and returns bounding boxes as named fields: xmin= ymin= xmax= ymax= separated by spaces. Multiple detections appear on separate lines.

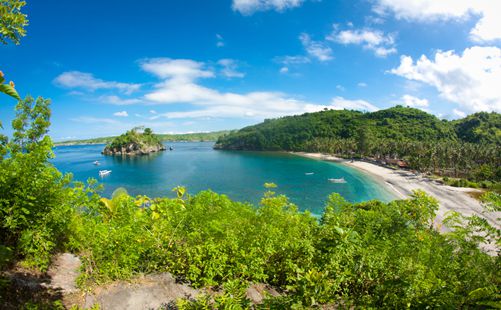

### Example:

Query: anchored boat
xmin=99 ymin=170 xmax=112 ymax=177
xmin=328 ymin=177 xmax=347 ymax=183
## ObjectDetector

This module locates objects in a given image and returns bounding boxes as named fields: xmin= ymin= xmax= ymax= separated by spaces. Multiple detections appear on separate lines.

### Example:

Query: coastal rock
xmin=102 ymin=142 xmax=166 ymax=156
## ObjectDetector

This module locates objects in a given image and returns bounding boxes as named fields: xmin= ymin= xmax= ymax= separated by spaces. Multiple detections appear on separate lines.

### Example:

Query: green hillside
xmin=454 ymin=112 xmax=501 ymax=145
xmin=216 ymin=106 xmax=501 ymax=182
xmin=215 ymin=106 xmax=459 ymax=151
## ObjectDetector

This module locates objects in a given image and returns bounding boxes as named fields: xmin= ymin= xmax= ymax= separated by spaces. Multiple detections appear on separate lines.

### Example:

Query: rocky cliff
xmin=102 ymin=142 xmax=166 ymax=155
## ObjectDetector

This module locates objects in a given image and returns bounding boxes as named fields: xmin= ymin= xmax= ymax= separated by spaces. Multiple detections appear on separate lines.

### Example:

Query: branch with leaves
xmin=0 ymin=0 xmax=28 ymax=45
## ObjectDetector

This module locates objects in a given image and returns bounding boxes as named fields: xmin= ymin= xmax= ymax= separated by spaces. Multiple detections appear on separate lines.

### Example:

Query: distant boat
xmin=328 ymin=177 xmax=347 ymax=183
xmin=169 ymin=146 xmax=174 ymax=151
xmin=305 ymin=172 xmax=314 ymax=175
xmin=93 ymin=160 xmax=100 ymax=166
xmin=99 ymin=170 xmax=112 ymax=177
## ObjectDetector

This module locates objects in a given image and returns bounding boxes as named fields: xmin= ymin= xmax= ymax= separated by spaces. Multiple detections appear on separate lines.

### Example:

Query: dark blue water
xmin=52 ymin=142 xmax=396 ymax=215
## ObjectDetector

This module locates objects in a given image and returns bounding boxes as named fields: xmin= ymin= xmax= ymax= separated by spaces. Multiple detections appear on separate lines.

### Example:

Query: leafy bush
xmin=65 ymin=185 xmax=500 ymax=308
xmin=0 ymin=97 xmax=75 ymax=270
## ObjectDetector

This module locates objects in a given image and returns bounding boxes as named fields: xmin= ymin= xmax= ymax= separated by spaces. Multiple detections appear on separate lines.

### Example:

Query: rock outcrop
xmin=102 ymin=142 xmax=166 ymax=156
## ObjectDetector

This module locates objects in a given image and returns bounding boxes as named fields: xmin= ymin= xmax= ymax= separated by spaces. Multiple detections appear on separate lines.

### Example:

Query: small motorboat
xmin=99 ymin=170 xmax=112 ymax=177
xmin=93 ymin=160 xmax=100 ymax=166
xmin=305 ymin=172 xmax=314 ymax=175
xmin=169 ymin=146 xmax=174 ymax=151
xmin=328 ymin=177 xmax=347 ymax=183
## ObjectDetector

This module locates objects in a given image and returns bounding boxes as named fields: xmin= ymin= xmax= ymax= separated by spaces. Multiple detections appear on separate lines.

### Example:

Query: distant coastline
xmin=54 ymin=130 xmax=232 ymax=146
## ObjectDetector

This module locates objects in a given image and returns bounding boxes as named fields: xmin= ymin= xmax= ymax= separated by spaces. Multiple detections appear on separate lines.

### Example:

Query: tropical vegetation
xmin=0 ymin=95 xmax=500 ymax=308
xmin=216 ymin=107 xmax=501 ymax=188
xmin=1 ymin=2 xmax=500 ymax=309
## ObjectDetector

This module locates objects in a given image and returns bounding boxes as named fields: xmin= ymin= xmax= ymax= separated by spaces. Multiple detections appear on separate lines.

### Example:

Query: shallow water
xmin=52 ymin=142 xmax=396 ymax=215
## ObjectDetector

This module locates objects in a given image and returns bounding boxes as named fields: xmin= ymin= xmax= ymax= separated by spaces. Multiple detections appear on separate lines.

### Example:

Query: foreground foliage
xmin=64 ymin=185 xmax=499 ymax=309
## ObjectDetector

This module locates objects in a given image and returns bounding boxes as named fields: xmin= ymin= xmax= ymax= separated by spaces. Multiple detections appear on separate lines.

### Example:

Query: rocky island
xmin=102 ymin=127 xmax=166 ymax=155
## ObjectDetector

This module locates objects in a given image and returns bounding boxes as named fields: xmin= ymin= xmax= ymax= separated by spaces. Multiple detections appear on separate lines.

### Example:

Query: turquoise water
xmin=52 ymin=142 xmax=396 ymax=215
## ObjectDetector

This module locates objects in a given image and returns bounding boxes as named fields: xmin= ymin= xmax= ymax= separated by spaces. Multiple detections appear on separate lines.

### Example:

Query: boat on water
xmin=93 ymin=160 xmax=100 ymax=166
xmin=99 ymin=170 xmax=112 ymax=177
xmin=169 ymin=146 xmax=174 ymax=151
xmin=305 ymin=172 xmax=314 ymax=175
xmin=328 ymin=177 xmax=347 ymax=183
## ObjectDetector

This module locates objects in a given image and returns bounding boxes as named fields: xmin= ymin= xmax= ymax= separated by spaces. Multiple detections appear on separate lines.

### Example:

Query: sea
xmin=52 ymin=142 xmax=397 ymax=215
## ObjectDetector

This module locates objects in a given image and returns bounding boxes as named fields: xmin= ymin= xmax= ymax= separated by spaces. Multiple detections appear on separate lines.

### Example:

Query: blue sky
xmin=1 ymin=0 xmax=500 ymax=140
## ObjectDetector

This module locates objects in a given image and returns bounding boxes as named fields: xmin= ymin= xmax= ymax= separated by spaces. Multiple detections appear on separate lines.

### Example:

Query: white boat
xmin=328 ymin=177 xmax=347 ymax=183
xmin=99 ymin=170 xmax=112 ymax=177
xmin=305 ymin=172 xmax=314 ymax=175
xmin=93 ymin=160 xmax=100 ymax=166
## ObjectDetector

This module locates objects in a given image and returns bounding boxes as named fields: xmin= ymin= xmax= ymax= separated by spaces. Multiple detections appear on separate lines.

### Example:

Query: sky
xmin=1 ymin=0 xmax=501 ymax=140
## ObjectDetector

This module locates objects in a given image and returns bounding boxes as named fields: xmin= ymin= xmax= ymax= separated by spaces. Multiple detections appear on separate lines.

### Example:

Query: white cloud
xmin=72 ymin=116 xmax=175 ymax=134
xmin=54 ymin=71 xmax=141 ymax=94
xmin=391 ymin=46 xmax=501 ymax=113
xmin=336 ymin=85 xmax=345 ymax=91
xmin=327 ymin=26 xmax=397 ymax=57
xmin=232 ymin=0 xmax=306 ymax=15
xmin=275 ymin=55 xmax=311 ymax=65
xmin=299 ymin=33 xmax=333 ymax=62
xmin=329 ymin=96 xmax=379 ymax=112
xmin=113 ymin=111 xmax=128 ymax=117
xmin=71 ymin=116 xmax=120 ymax=125
xmin=139 ymin=57 xmax=375 ymax=119
xmin=99 ymin=95 xmax=143 ymax=105
xmin=358 ymin=82 xmax=368 ymax=87
xmin=218 ymin=59 xmax=245 ymax=78
xmin=141 ymin=58 xmax=214 ymax=81
xmin=216 ymin=34 xmax=225 ymax=47
xmin=279 ymin=67 xmax=289 ymax=74
xmin=453 ymin=108 xmax=467 ymax=118
xmin=149 ymin=110 xmax=157 ymax=114
xmin=401 ymin=94 xmax=429 ymax=107
xmin=373 ymin=0 xmax=501 ymax=42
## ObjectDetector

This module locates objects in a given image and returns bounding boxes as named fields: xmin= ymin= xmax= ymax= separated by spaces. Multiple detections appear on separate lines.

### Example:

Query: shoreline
xmin=291 ymin=152 xmax=500 ymax=232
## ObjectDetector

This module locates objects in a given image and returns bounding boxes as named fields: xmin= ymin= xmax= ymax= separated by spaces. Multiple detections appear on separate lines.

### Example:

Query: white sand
xmin=293 ymin=152 xmax=500 ymax=232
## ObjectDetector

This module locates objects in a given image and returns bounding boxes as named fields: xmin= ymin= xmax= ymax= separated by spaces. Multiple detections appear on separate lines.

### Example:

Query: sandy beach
xmin=293 ymin=152 xmax=500 ymax=232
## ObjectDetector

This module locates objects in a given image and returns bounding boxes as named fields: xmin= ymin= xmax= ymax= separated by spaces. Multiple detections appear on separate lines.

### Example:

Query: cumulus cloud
xmin=113 ymin=111 xmax=128 ymax=117
xmin=279 ymin=67 xmax=289 ymax=74
xmin=139 ymin=57 xmax=378 ymax=119
xmin=232 ymin=0 xmax=306 ymax=15
xmin=373 ymin=0 xmax=501 ymax=42
xmin=327 ymin=26 xmax=397 ymax=57
xmin=299 ymin=33 xmax=333 ymax=62
xmin=329 ymin=96 xmax=379 ymax=112
xmin=141 ymin=58 xmax=214 ymax=81
xmin=401 ymin=94 xmax=429 ymax=108
xmin=54 ymin=71 xmax=141 ymax=94
xmin=358 ymin=82 xmax=368 ymax=87
xmin=453 ymin=108 xmax=467 ymax=118
xmin=390 ymin=46 xmax=501 ymax=113
xmin=99 ymin=95 xmax=143 ymax=105
xmin=218 ymin=59 xmax=245 ymax=78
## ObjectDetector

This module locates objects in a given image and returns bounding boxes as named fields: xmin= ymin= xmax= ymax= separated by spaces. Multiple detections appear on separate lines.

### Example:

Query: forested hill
xmin=215 ymin=106 xmax=500 ymax=151
xmin=55 ymin=130 xmax=231 ymax=146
